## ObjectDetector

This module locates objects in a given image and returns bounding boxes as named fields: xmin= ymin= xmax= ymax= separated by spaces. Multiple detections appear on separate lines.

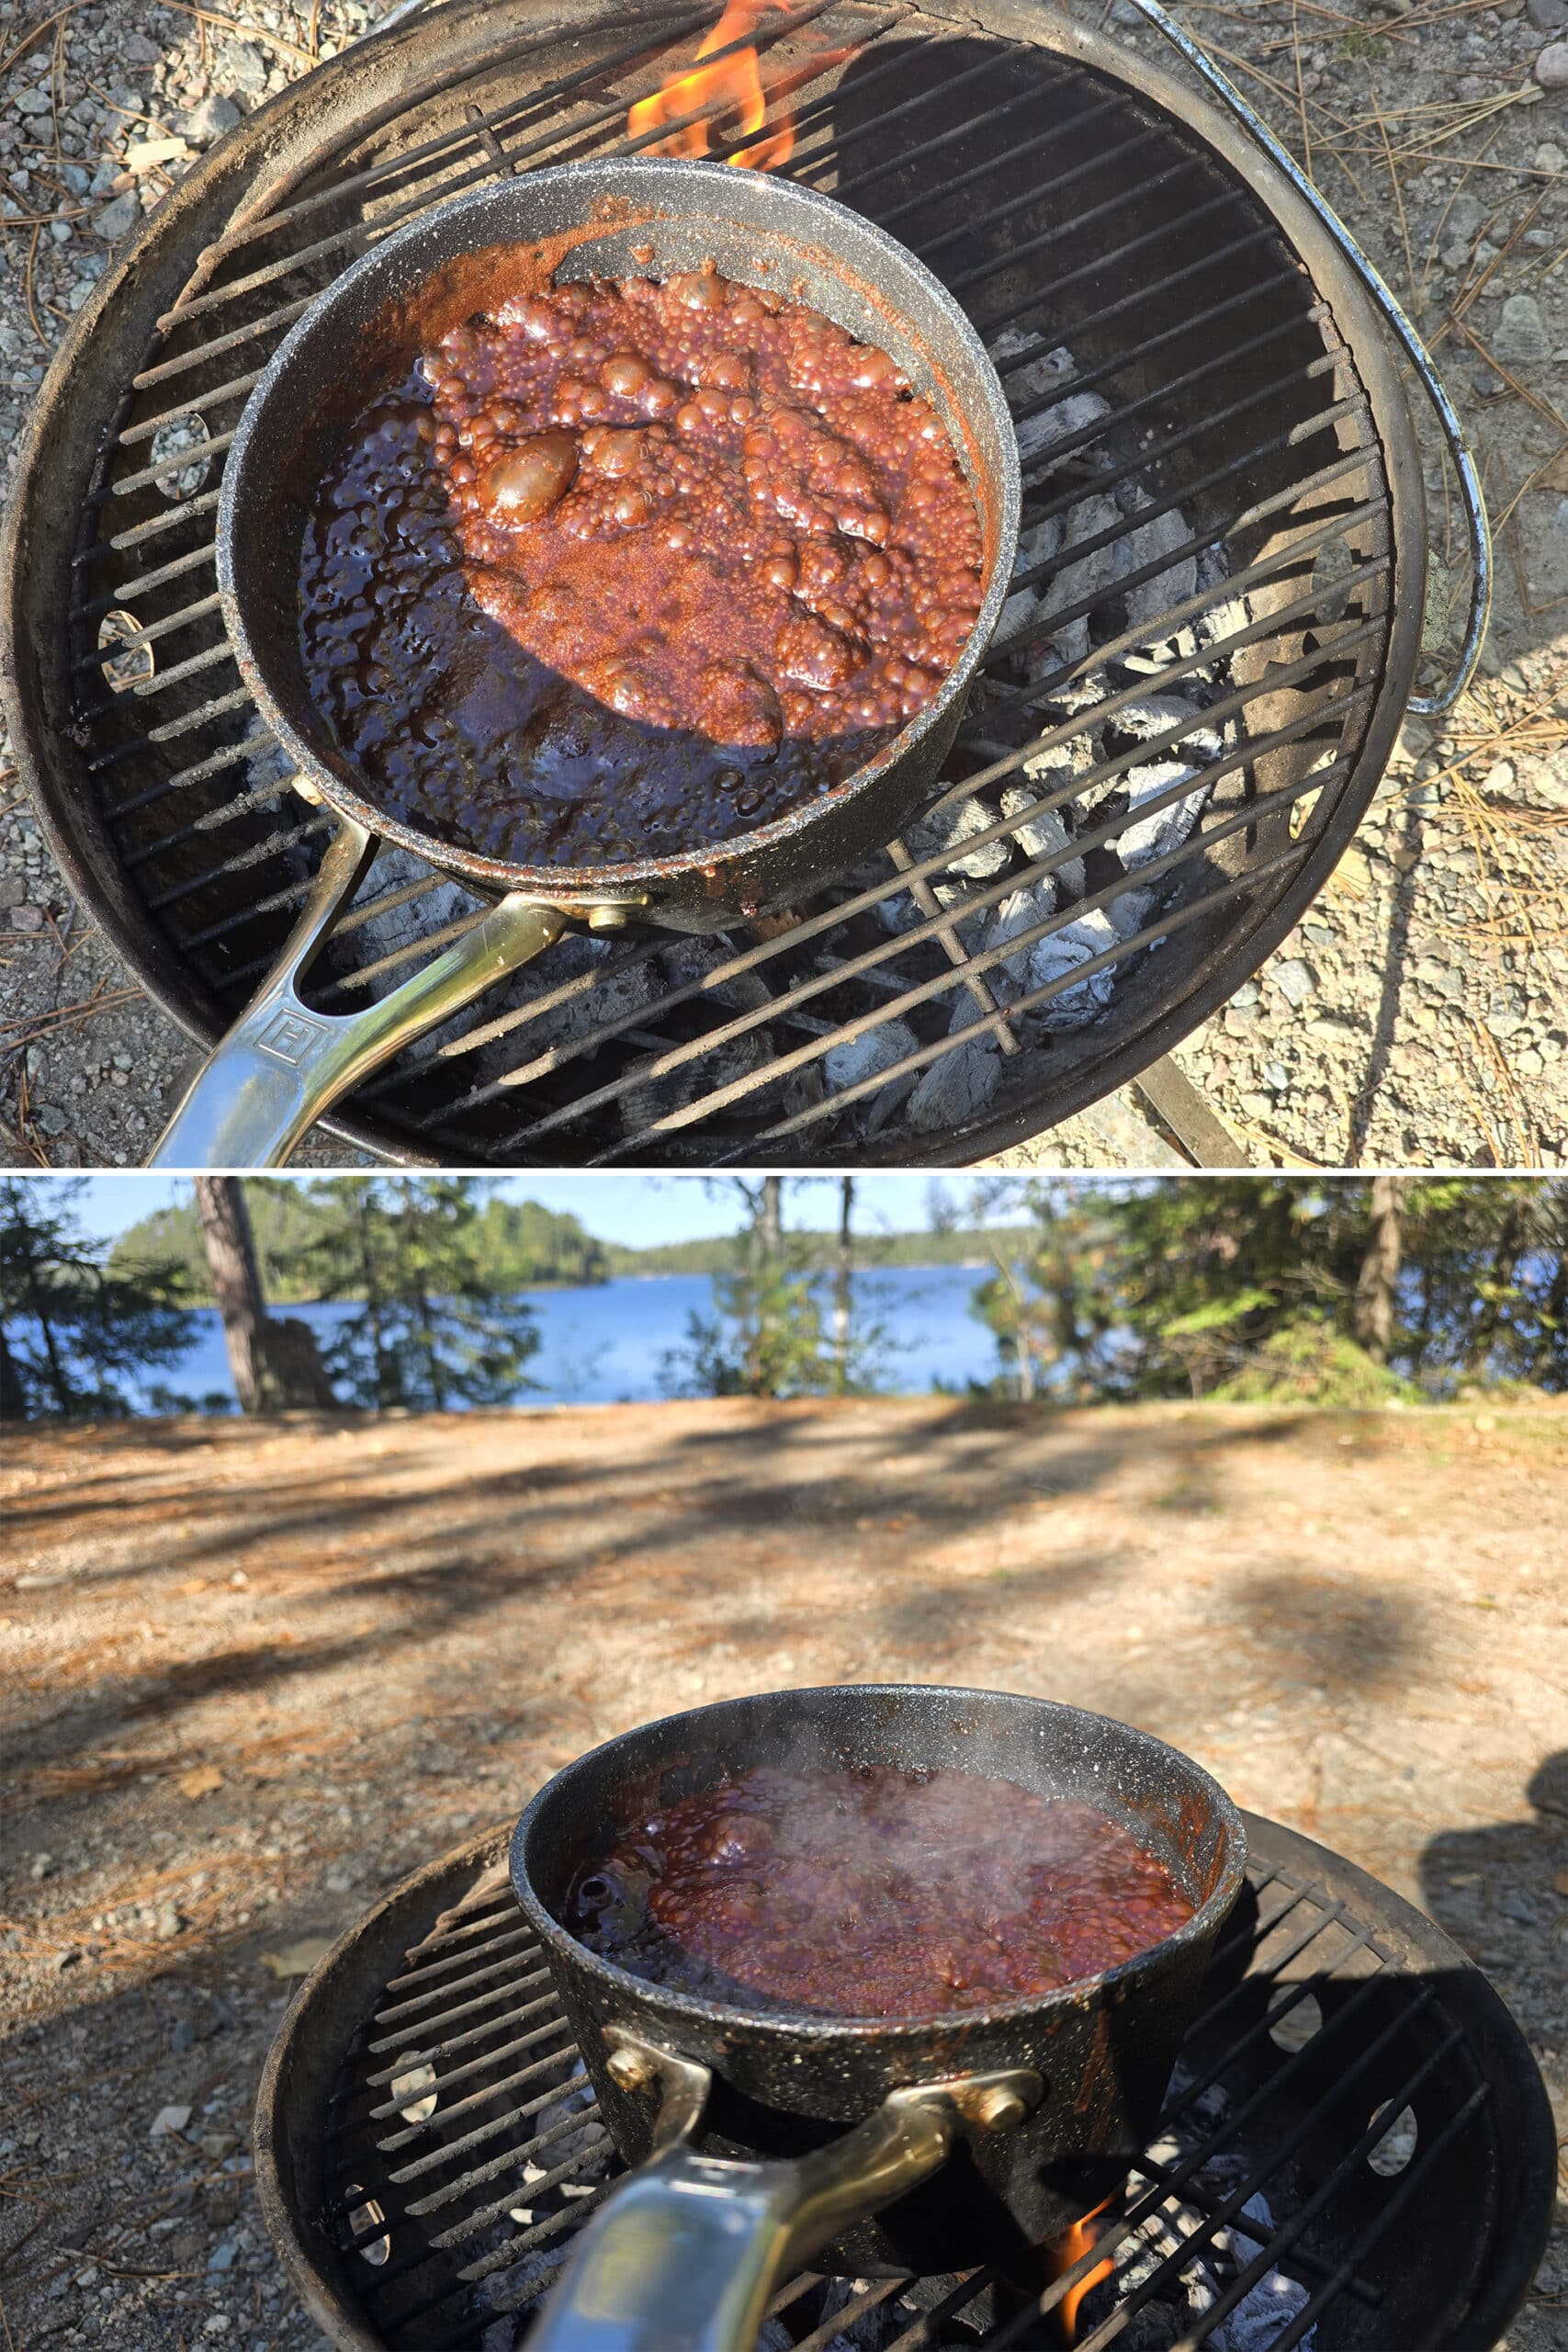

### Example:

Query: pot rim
xmin=510 ymin=1681 xmax=1248 ymax=2041
xmin=216 ymin=156 xmax=1022 ymax=899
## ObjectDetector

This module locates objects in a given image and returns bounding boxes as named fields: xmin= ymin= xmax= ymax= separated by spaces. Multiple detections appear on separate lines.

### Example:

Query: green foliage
xmin=660 ymin=1183 xmax=888 ymax=1398
xmin=472 ymin=1194 xmax=610 ymax=1287
xmin=113 ymin=1181 xmax=610 ymax=1301
xmin=968 ymin=1198 xmax=1123 ymax=1400
xmin=664 ymin=1257 xmax=835 ymax=1398
xmin=112 ymin=1178 xmax=340 ymax=1301
xmin=1209 ymin=1316 xmax=1411 ymax=1408
xmin=603 ymin=1223 xmax=1028 ymax=1277
xmin=300 ymin=1179 xmax=540 ymax=1411
xmin=1 ymin=1179 xmax=196 ymax=1419
xmin=115 ymin=1182 xmax=1025 ymax=1294
xmin=964 ymin=1177 xmax=1568 ymax=1403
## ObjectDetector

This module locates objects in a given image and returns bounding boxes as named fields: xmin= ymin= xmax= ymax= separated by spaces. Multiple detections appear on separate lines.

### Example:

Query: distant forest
xmin=109 ymin=1183 xmax=1019 ymax=1304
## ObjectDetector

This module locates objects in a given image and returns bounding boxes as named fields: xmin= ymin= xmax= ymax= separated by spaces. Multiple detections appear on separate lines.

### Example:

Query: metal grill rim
xmin=18 ymin=0 xmax=1421 ymax=1164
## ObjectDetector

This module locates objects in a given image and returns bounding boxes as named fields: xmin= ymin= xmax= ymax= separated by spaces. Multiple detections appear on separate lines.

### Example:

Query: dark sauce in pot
xmin=297 ymin=269 xmax=986 ymax=868
xmin=564 ymin=1764 xmax=1195 ymax=2018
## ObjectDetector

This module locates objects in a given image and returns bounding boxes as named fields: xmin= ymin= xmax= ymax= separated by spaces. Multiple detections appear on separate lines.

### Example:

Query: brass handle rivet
xmin=606 ymin=2046 xmax=656 ymax=2093
xmin=971 ymin=2086 xmax=1028 ymax=2132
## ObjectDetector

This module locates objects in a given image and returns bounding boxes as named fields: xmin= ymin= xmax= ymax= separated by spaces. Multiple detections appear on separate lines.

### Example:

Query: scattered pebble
xmin=91 ymin=192 xmax=140 ymax=242
xmin=1493 ymin=295 xmax=1551 ymax=364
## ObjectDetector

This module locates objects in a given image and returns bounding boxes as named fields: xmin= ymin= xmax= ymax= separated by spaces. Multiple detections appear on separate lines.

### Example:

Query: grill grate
xmin=274 ymin=1812 xmax=1554 ymax=2352
xmin=34 ymin=0 xmax=1418 ymax=1163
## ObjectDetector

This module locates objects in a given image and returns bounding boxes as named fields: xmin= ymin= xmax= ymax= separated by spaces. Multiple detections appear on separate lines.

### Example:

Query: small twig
xmin=0 ymin=986 xmax=141 ymax=1055
xmin=1448 ymin=316 xmax=1568 ymax=447
xmin=1291 ymin=1 xmax=1313 ymax=187
xmin=157 ymin=2 xmax=317 ymax=70
xmin=0 ymin=1 xmax=87 ymax=83
xmin=1446 ymin=184 xmax=1553 ymax=342
xmin=22 ymin=222 xmax=50 ymax=350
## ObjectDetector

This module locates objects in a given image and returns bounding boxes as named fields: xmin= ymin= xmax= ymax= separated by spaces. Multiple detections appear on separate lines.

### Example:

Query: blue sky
xmin=67 ymin=1172 xmax=1027 ymax=1249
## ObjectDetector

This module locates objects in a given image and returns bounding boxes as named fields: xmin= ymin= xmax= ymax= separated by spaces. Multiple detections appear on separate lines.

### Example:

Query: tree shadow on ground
xmin=1416 ymin=1753 xmax=1568 ymax=2340
xmin=1418 ymin=1751 xmax=1568 ymax=1990
xmin=2 ymin=1403 xmax=1414 ymax=1775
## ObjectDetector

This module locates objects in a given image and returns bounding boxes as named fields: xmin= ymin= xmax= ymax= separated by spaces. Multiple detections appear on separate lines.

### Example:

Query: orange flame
xmin=1048 ymin=2198 xmax=1117 ymax=2346
xmin=627 ymin=1 xmax=797 ymax=171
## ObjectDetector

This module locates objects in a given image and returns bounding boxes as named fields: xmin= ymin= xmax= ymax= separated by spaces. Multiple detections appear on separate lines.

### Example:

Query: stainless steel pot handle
xmin=1124 ymin=0 xmax=1491 ymax=716
xmin=147 ymin=815 xmax=571 ymax=1168
xmin=529 ymin=2032 xmax=1040 ymax=2352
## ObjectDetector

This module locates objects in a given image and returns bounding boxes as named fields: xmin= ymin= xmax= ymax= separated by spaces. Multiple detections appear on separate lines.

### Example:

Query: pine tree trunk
xmin=1352 ymin=1176 xmax=1404 ymax=1363
xmin=196 ymin=1177 xmax=272 ymax=1411
xmin=833 ymin=1177 xmax=854 ymax=1393
xmin=18 ymin=1226 xmax=73 ymax=1414
xmin=196 ymin=1178 xmax=332 ymax=1411
xmin=0 ymin=1319 xmax=28 ymax=1419
xmin=760 ymin=1176 xmax=784 ymax=1260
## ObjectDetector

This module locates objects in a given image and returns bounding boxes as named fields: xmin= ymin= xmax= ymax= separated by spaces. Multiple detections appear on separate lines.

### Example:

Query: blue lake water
xmin=139 ymin=1265 xmax=1007 ymax=1409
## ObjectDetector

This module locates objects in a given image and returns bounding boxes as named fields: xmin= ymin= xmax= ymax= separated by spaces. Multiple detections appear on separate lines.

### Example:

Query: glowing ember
xmin=1049 ymin=2199 xmax=1117 ymax=2346
xmin=626 ymin=0 xmax=799 ymax=171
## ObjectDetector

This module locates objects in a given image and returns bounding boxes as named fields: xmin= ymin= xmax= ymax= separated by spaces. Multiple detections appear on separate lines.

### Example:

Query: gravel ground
xmin=2 ymin=1398 xmax=1564 ymax=2348
xmin=0 ymin=0 xmax=1564 ymax=1170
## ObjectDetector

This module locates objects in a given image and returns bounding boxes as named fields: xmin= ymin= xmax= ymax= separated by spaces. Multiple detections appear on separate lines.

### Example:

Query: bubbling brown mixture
xmin=564 ymin=1765 xmax=1195 ymax=2018
xmin=298 ymin=267 xmax=987 ymax=868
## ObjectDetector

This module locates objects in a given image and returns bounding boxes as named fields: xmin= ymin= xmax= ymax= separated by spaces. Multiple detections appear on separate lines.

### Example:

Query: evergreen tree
xmin=111 ymin=1179 xmax=610 ymax=1300
xmin=661 ymin=1178 xmax=884 ymax=1397
xmin=299 ymin=1178 xmax=540 ymax=1410
xmin=966 ymin=1177 xmax=1568 ymax=1403
xmin=0 ymin=1179 xmax=196 ymax=1419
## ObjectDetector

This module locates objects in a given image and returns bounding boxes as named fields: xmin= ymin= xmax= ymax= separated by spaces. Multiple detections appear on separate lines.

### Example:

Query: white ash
xmin=1017 ymin=386 xmax=1113 ymax=471
xmin=987 ymin=326 xmax=1111 ymax=472
xmin=999 ymin=783 xmax=1086 ymax=898
xmin=906 ymin=1032 xmax=999 ymax=1130
xmin=1084 ymin=695 xmax=1223 ymax=879
xmin=1117 ymin=762 xmax=1212 ymax=872
xmin=906 ymin=794 xmax=1012 ymax=887
xmin=1111 ymin=694 xmax=1224 ymax=764
xmin=1030 ymin=489 xmax=1124 ymax=673
xmin=987 ymin=891 xmax=1118 ymax=1029
xmin=824 ymin=1017 xmax=920 ymax=1131
xmin=986 ymin=325 xmax=1082 ymax=408
xmin=658 ymin=934 xmax=778 ymax=1016
xmin=1068 ymin=2086 xmax=1320 ymax=2352
xmin=348 ymin=842 xmax=480 ymax=969
xmin=998 ymin=513 xmax=1066 ymax=640
xmin=243 ymin=718 xmax=298 ymax=801
xmin=875 ymin=795 xmax=1011 ymax=933
xmin=1120 ymin=487 xmax=1200 ymax=636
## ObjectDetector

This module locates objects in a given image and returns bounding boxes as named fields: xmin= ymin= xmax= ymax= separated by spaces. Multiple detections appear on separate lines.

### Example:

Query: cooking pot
xmin=510 ymin=1684 xmax=1247 ymax=2352
xmin=147 ymin=157 xmax=1021 ymax=1167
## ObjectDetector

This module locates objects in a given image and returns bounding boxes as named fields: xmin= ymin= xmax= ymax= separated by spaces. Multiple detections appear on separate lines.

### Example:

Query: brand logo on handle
xmin=255 ymin=1008 xmax=330 ymax=1065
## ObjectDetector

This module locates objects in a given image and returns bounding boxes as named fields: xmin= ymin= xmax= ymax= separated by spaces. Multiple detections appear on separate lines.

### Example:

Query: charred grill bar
xmin=256 ymin=1814 xmax=1556 ymax=2352
xmin=4 ymin=0 xmax=1431 ymax=1162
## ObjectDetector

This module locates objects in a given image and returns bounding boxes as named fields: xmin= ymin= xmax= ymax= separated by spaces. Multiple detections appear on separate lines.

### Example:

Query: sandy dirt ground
xmin=0 ymin=0 xmax=1565 ymax=1170
xmin=1 ymin=1396 xmax=1564 ymax=2347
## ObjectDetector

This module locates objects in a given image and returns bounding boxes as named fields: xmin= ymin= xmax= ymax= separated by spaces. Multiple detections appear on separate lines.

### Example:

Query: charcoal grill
xmin=1 ymin=0 xmax=1486 ymax=1165
xmin=256 ymin=1812 xmax=1554 ymax=2352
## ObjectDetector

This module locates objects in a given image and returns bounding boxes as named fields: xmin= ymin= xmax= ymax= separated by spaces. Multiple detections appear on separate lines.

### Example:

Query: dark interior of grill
xmin=262 ymin=1814 xmax=1554 ymax=2352
xmin=26 ymin=0 xmax=1417 ymax=1163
